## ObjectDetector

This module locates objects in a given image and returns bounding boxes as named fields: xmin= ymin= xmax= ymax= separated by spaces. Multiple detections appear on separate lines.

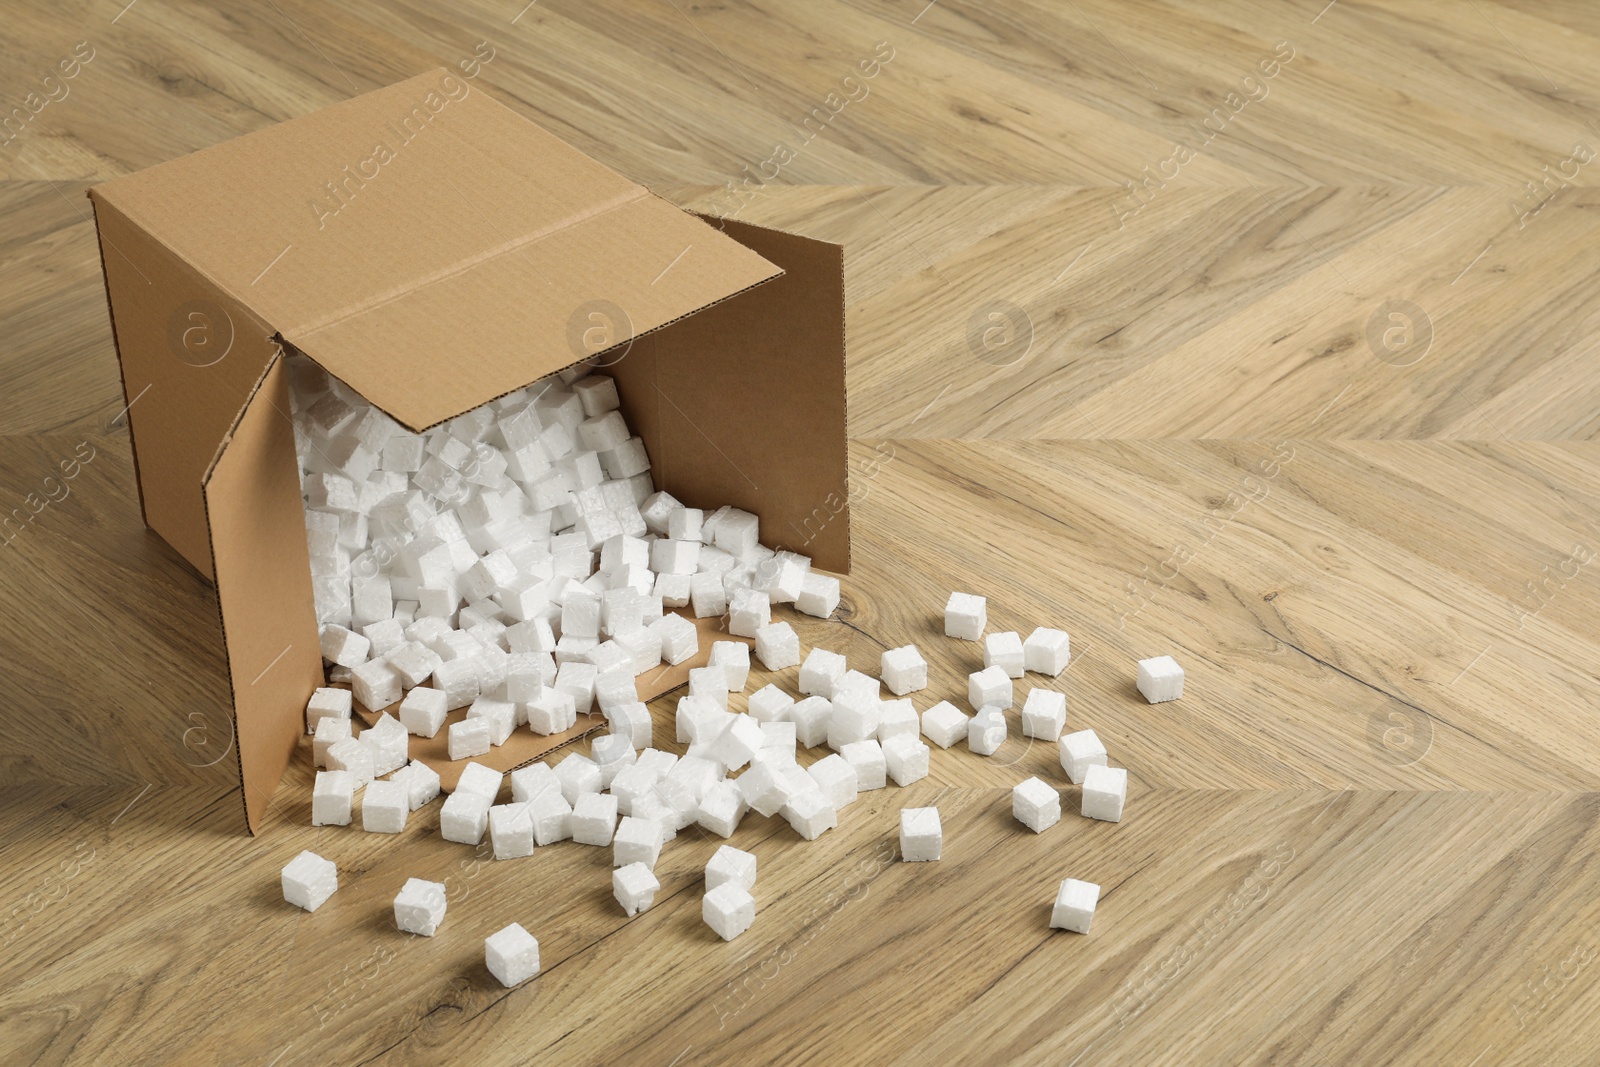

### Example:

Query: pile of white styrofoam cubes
xmin=283 ymin=356 xmax=1187 ymax=973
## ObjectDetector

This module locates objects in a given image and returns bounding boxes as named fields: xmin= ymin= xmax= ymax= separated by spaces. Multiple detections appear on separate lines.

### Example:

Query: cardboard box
xmin=88 ymin=70 xmax=849 ymax=832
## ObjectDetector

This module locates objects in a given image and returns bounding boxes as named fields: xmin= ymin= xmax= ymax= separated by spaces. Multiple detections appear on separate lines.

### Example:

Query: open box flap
xmin=202 ymin=353 xmax=325 ymax=833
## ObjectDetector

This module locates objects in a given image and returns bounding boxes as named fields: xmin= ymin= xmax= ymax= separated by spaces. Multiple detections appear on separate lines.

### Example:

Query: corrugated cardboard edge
xmin=85 ymin=193 xmax=151 ymax=532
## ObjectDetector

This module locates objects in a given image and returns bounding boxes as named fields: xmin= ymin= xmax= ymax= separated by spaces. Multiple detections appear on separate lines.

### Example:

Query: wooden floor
xmin=4 ymin=2 xmax=1600 ymax=1064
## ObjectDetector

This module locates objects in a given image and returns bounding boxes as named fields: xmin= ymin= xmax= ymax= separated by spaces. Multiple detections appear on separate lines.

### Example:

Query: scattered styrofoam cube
xmin=880 ymin=644 xmax=927 ymax=696
xmin=760 ymin=720 xmax=797 ymax=760
xmin=651 ymin=613 xmax=699 ymax=665
xmin=1050 ymin=878 xmax=1099 ymax=933
xmin=352 ymin=659 xmax=403 ymax=712
xmin=1024 ymin=628 xmax=1070 ymax=676
xmin=390 ymin=760 xmax=441 ymax=810
xmin=728 ymin=588 xmax=770 ymax=639
xmin=709 ymin=641 xmax=751 ymax=691
xmin=899 ymin=807 xmax=942 ymax=862
xmin=523 ymin=791 xmax=569 ymax=845
xmin=603 ymin=702 xmax=652 ymax=750
xmin=689 ymin=572 xmax=727 ymax=619
xmin=968 ymin=665 xmax=1013 ymax=711
xmin=526 ymin=687 xmax=578 ymax=735
xmin=754 ymin=621 xmax=800 ymax=671
xmin=489 ymin=802 xmax=536 ymax=859
xmin=877 ymin=699 xmax=919 ymax=742
xmin=320 ymin=625 xmax=370 ymax=668
xmin=703 ymin=882 xmax=757 ymax=941
xmin=306 ymin=687 xmax=353 ymax=733
xmin=944 ymin=592 xmax=986 ymax=640
xmin=667 ymin=506 xmax=703 ymax=542
xmin=791 ymin=696 xmax=833 ymax=748
xmin=312 ymin=770 xmax=355 ymax=826
xmin=398 ymin=687 xmax=448 ymax=737
xmin=968 ymin=707 xmax=1007 ymax=756
xmin=921 ymin=701 xmax=969 ymax=749
xmin=393 ymin=877 xmax=448 ymax=936
xmin=592 ymin=733 xmax=636 ymax=789
xmin=705 ymin=844 xmax=757 ymax=892
xmin=1059 ymin=729 xmax=1108 ymax=785
xmin=448 ymin=717 xmax=492 ymax=761
xmin=485 ymin=922 xmax=541 ymax=987
xmin=688 ymin=665 xmax=730 ymax=709
xmin=282 ymin=850 xmax=338 ymax=912
xmin=798 ymin=649 xmax=847 ymax=699
xmin=362 ymin=779 xmax=409 ymax=834
xmin=840 ymin=740 xmax=886 ymax=790
xmin=782 ymin=790 xmax=837 ymax=840
xmin=808 ymin=754 xmax=858 ymax=811
xmin=362 ymin=712 xmax=410 ymax=776
xmin=748 ymin=684 xmax=796 ymax=723
xmin=313 ymin=716 xmax=352 ymax=768
xmin=1013 ymin=776 xmax=1061 ymax=833
xmin=708 ymin=714 xmax=764 ymax=772
xmin=440 ymin=791 xmax=492 ymax=845
xmin=1137 ymin=655 xmax=1184 ymax=703
xmin=510 ymin=761 xmax=559 ymax=805
xmin=1081 ymin=765 xmax=1127 ymax=823
xmin=883 ymin=733 xmax=931 ymax=786
xmin=695 ymin=781 xmax=747 ymax=838
xmin=795 ymin=572 xmax=840 ymax=618
xmin=613 ymin=815 xmax=663 ymax=868
xmin=456 ymin=762 xmax=505 ymax=803
xmin=614 ymin=861 xmax=661 ymax=916
xmin=432 ymin=659 xmax=480 ymax=710
xmin=555 ymin=754 xmax=603 ymax=805
xmin=572 ymin=792 xmax=620 ymax=845
xmin=984 ymin=631 xmax=1025 ymax=679
xmin=325 ymin=737 xmax=374 ymax=788
xmin=1020 ymin=689 xmax=1067 ymax=741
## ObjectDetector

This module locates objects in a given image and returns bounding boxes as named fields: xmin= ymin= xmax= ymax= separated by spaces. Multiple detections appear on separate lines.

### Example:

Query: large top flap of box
xmin=91 ymin=69 xmax=783 ymax=429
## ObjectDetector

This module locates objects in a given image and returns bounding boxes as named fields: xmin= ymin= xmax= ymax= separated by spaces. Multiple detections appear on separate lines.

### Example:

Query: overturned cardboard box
xmin=89 ymin=69 xmax=850 ymax=833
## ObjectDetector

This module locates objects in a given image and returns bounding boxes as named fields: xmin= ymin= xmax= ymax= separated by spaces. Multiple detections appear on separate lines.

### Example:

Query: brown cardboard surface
xmin=201 ymin=354 xmax=325 ymax=833
xmin=353 ymin=613 xmax=744 ymax=792
xmin=614 ymin=217 xmax=851 ymax=573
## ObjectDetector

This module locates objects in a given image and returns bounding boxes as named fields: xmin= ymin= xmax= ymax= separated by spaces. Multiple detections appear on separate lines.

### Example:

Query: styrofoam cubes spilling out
xmin=900 ymin=807 xmax=942 ymax=862
xmin=614 ymin=862 xmax=660 ymax=916
xmin=1013 ymin=776 xmax=1061 ymax=833
xmin=312 ymin=771 xmax=355 ymax=826
xmin=1137 ymin=655 xmax=1184 ymax=703
xmin=485 ymin=923 xmax=541 ymax=987
xmin=394 ymin=877 xmax=447 ymax=936
xmin=282 ymin=850 xmax=338 ymax=911
xmin=1050 ymin=878 xmax=1099 ymax=934
xmin=362 ymin=780 xmax=409 ymax=834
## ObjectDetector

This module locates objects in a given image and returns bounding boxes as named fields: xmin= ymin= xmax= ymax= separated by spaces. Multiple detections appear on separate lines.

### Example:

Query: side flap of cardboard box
xmin=614 ymin=217 xmax=851 ymax=573
xmin=202 ymin=354 xmax=325 ymax=833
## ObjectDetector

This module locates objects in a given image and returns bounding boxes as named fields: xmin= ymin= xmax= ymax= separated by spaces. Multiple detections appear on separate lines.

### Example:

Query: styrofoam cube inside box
xmin=1081 ymin=765 xmax=1128 ymax=823
xmin=921 ymin=701 xmax=969 ymax=749
xmin=968 ymin=707 xmax=1007 ymax=756
xmin=944 ymin=592 xmax=986 ymax=640
xmin=1013 ymin=776 xmax=1061 ymax=833
xmin=968 ymin=666 xmax=1013 ymax=711
xmin=306 ymin=687 xmax=353 ymax=733
xmin=1059 ymin=729 xmax=1108 ymax=785
xmin=1024 ymin=628 xmax=1070 ymax=676
xmin=667 ymin=506 xmax=703 ymax=541
xmin=984 ymin=631 xmax=1026 ymax=679
xmin=485 ymin=922 xmax=541 ymax=988
xmin=1137 ymin=655 xmax=1184 ymax=703
xmin=614 ymin=861 xmax=661 ymax=916
xmin=883 ymin=733 xmax=930 ymax=786
xmin=1021 ymin=689 xmax=1067 ymax=741
xmin=312 ymin=770 xmax=355 ymax=826
xmin=313 ymin=716 xmax=352 ymax=768
xmin=1051 ymin=878 xmax=1099 ymax=934
xmin=362 ymin=780 xmax=409 ymax=834
xmin=703 ymin=882 xmax=757 ymax=941
xmin=440 ymin=791 xmax=492 ymax=845
xmin=489 ymin=802 xmax=536 ymax=859
xmin=709 ymin=641 xmax=750 ymax=691
xmin=320 ymin=625 xmax=370 ymax=668
xmin=282 ymin=850 xmax=338 ymax=912
xmin=394 ymin=877 xmax=448 ymax=936
xmin=840 ymin=740 xmax=886 ymax=790
xmin=899 ymin=807 xmax=942 ymax=862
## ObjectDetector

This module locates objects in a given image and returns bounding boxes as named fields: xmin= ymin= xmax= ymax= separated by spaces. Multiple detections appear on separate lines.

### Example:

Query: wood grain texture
xmin=3 ymin=2 xmax=1600 ymax=1065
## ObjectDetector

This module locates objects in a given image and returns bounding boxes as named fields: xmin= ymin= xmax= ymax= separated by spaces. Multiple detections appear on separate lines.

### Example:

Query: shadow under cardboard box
xmin=88 ymin=68 xmax=850 ymax=833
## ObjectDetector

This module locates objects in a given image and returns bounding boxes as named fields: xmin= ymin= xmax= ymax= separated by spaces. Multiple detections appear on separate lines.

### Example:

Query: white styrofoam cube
xmin=313 ymin=716 xmax=352 ymax=768
xmin=968 ymin=665 xmax=1013 ymax=711
xmin=1137 ymin=655 xmax=1184 ymax=703
xmin=614 ymin=861 xmax=661 ymax=916
xmin=394 ymin=877 xmax=448 ymax=936
xmin=754 ymin=622 xmax=800 ymax=671
xmin=641 ymin=491 xmax=682 ymax=536
xmin=921 ymin=701 xmax=969 ymax=749
xmin=604 ymin=710 xmax=655 ymax=767
xmin=526 ymin=688 xmax=578 ymax=735
xmin=944 ymin=592 xmax=986 ymax=640
xmin=883 ymin=733 xmax=930 ymax=786
xmin=703 ymin=882 xmax=757 ymax=941
xmin=613 ymin=815 xmax=663 ymax=868
xmin=747 ymin=684 xmax=795 ymax=723
xmin=840 ymin=740 xmax=886 ymax=791
xmin=577 ymin=410 xmax=629 ymax=452
xmin=312 ymin=770 xmax=354 ymax=826
xmin=651 ymin=613 xmax=699 ymax=665
xmin=688 ymin=665 xmax=730 ymax=709
xmin=798 ymin=648 xmax=847 ymax=698
xmin=1081 ymin=765 xmax=1127 ymax=823
xmin=1024 ymin=627 xmax=1070 ymax=676
xmin=325 ymin=737 xmax=374 ymax=788
xmin=690 ymin=571 xmax=727 ymax=619
xmin=448 ymin=717 xmax=492 ymax=761
xmin=968 ymin=707 xmax=1007 ymax=756
xmin=728 ymin=588 xmax=770 ymax=639
xmin=440 ymin=790 xmax=492 ymax=845
xmin=572 ymin=792 xmax=620 ymax=845
xmin=759 ymin=720 xmax=797 ymax=760
xmin=282 ymin=850 xmax=338 ymax=911
xmin=1051 ymin=878 xmax=1099 ymax=933
xmin=984 ymin=631 xmax=1026 ymax=679
xmin=877 ymin=698 xmax=920 ymax=742
xmin=654 ymin=572 xmax=691 ymax=608
xmin=879 ymin=644 xmax=928 ymax=696
xmin=1021 ymin=688 xmax=1067 ymax=741
xmin=591 ymin=733 xmax=635 ymax=786
xmin=362 ymin=779 xmax=409 ymax=834
xmin=791 ymin=696 xmax=833 ymax=748
xmin=667 ymin=506 xmax=703 ymax=541
xmin=555 ymin=754 xmax=603 ymax=804
xmin=709 ymin=640 xmax=751 ymax=692
xmin=455 ymin=761 xmax=505 ymax=803
xmin=528 ymin=791 xmax=573 ymax=845
xmin=489 ymin=802 xmax=536 ymax=859
xmin=398 ymin=686 xmax=448 ymax=737
xmin=390 ymin=759 xmax=441 ymax=810
xmin=782 ymin=790 xmax=837 ymax=840
xmin=306 ymin=687 xmax=353 ymax=733
xmin=1059 ymin=729 xmax=1108 ymax=785
xmin=795 ymin=572 xmax=840 ymax=618
xmin=362 ymin=713 xmax=410 ymax=776
xmin=708 ymin=714 xmax=764 ymax=772
xmin=509 ymin=761 xmax=560 ymax=804
xmin=1013 ymin=776 xmax=1061 ymax=833
xmin=704 ymin=844 xmax=757 ymax=893
xmin=485 ymin=922 xmax=541 ymax=987
xmin=695 ymin=780 xmax=747 ymax=838
xmin=432 ymin=659 xmax=480 ymax=710
xmin=351 ymin=658 xmax=403 ymax=712
xmin=827 ymin=687 xmax=880 ymax=750
xmin=899 ymin=807 xmax=942 ymax=862
xmin=650 ymin=538 xmax=700 ymax=575
xmin=808 ymin=754 xmax=858 ymax=811
xmin=320 ymin=624 xmax=371 ymax=667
